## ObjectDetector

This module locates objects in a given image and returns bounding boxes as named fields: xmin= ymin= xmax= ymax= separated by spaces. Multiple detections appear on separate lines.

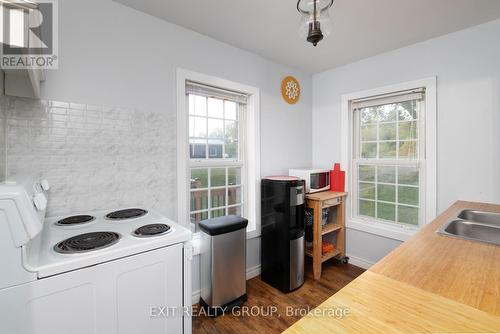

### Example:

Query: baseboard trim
xmin=246 ymin=264 xmax=261 ymax=280
xmin=192 ymin=289 xmax=201 ymax=305
xmin=346 ymin=254 xmax=374 ymax=270
xmin=191 ymin=265 xmax=261 ymax=305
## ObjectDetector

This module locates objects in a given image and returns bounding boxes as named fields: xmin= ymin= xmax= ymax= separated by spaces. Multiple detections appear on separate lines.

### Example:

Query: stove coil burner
xmin=133 ymin=223 xmax=171 ymax=237
xmin=105 ymin=208 xmax=148 ymax=220
xmin=54 ymin=232 xmax=120 ymax=254
xmin=55 ymin=215 xmax=95 ymax=226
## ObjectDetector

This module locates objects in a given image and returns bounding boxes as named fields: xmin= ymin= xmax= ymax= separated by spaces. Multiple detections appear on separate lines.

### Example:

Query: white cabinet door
xmin=0 ymin=244 xmax=184 ymax=334
xmin=115 ymin=244 xmax=183 ymax=334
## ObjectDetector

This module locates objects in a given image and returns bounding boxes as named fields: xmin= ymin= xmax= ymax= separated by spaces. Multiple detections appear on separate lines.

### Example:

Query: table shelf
xmin=305 ymin=191 xmax=347 ymax=280
xmin=322 ymin=223 xmax=342 ymax=235
xmin=305 ymin=247 xmax=342 ymax=263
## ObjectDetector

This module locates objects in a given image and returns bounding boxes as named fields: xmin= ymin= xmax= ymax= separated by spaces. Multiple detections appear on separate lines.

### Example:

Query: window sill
xmin=190 ymin=228 xmax=260 ymax=256
xmin=347 ymin=218 xmax=418 ymax=242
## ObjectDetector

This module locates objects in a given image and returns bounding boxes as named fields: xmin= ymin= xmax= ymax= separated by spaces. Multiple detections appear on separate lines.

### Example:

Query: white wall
xmin=312 ymin=19 xmax=500 ymax=265
xmin=13 ymin=0 xmax=311 ymax=296
xmin=43 ymin=0 xmax=312 ymax=179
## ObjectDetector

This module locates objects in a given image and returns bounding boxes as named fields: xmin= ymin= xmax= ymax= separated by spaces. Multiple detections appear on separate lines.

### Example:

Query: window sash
xmin=188 ymin=95 xmax=245 ymax=164
xmin=189 ymin=166 xmax=245 ymax=223
xmin=353 ymin=161 xmax=422 ymax=225
xmin=353 ymin=101 xmax=421 ymax=161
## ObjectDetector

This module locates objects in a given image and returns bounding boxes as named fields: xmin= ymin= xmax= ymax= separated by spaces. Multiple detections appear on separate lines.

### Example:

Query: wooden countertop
xmin=284 ymin=201 xmax=500 ymax=333
xmin=305 ymin=191 xmax=347 ymax=201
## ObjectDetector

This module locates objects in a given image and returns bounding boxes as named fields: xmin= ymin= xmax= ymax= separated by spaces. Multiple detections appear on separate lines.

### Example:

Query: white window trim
xmin=341 ymin=77 xmax=437 ymax=241
xmin=177 ymin=68 xmax=261 ymax=239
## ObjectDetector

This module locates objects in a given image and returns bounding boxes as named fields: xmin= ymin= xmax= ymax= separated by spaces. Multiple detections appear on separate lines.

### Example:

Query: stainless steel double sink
xmin=437 ymin=210 xmax=500 ymax=246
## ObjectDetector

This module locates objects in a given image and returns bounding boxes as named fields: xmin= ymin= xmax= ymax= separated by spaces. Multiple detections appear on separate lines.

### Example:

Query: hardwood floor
xmin=193 ymin=259 xmax=365 ymax=334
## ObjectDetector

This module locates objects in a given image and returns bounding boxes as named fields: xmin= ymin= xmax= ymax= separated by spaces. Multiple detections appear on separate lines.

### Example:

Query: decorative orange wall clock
xmin=281 ymin=76 xmax=301 ymax=104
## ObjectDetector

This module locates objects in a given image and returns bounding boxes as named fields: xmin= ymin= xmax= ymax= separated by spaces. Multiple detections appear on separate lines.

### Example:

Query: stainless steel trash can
xmin=199 ymin=215 xmax=248 ymax=316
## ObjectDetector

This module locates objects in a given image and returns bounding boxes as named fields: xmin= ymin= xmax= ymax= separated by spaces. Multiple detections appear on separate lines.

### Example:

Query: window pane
xmin=379 ymin=142 xmax=396 ymax=158
xmin=398 ymin=101 xmax=417 ymax=121
xmin=190 ymin=211 xmax=208 ymax=224
xmin=398 ymin=205 xmax=419 ymax=225
xmin=377 ymin=165 xmax=396 ymax=184
xmin=398 ymin=166 xmax=419 ymax=185
xmin=210 ymin=188 xmax=226 ymax=208
xmin=377 ymin=202 xmax=396 ymax=221
xmin=224 ymin=141 xmax=238 ymax=159
xmin=398 ymin=186 xmax=419 ymax=206
xmin=194 ymin=95 xmax=206 ymax=116
xmin=228 ymin=186 xmax=242 ymax=205
xmin=359 ymin=182 xmax=375 ymax=199
xmin=207 ymin=139 xmax=223 ymax=158
xmin=359 ymin=200 xmax=375 ymax=217
xmin=208 ymin=118 xmax=224 ymax=138
xmin=361 ymin=124 xmax=377 ymax=141
xmin=225 ymin=101 xmax=237 ymax=120
xmin=189 ymin=141 xmax=207 ymax=159
xmin=190 ymin=190 xmax=208 ymax=211
xmin=208 ymin=98 xmax=224 ymax=118
xmin=398 ymin=141 xmax=418 ymax=159
xmin=224 ymin=111 xmax=239 ymax=160
xmin=225 ymin=120 xmax=238 ymax=141
xmin=227 ymin=168 xmax=241 ymax=185
xmin=211 ymin=208 xmax=226 ymax=218
xmin=228 ymin=205 xmax=242 ymax=216
xmin=361 ymin=143 xmax=377 ymax=158
xmin=360 ymin=107 xmax=377 ymax=124
xmin=379 ymin=123 xmax=396 ymax=141
xmin=189 ymin=95 xmax=195 ymax=115
xmin=210 ymin=168 xmax=226 ymax=187
xmin=377 ymin=184 xmax=396 ymax=202
xmin=377 ymin=105 xmax=397 ymax=122
xmin=359 ymin=165 xmax=375 ymax=182
xmin=190 ymin=169 xmax=208 ymax=189
xmin=189 ymin=116 xmax=206 ymax=138
xmin=399 ymin=121 xmax=418 ymax=140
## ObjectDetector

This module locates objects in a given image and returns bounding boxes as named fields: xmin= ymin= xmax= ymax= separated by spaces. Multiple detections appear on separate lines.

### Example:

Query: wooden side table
xmin=305 ymin=191 xmax=348 ymax=280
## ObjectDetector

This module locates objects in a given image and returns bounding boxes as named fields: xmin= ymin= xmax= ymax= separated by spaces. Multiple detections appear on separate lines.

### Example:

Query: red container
xmin=330 ymin=163 xmax=345 ymax=192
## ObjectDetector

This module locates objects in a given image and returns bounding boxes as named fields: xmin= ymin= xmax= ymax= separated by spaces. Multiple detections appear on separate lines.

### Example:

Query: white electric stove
xmin=0 ymin=175 xmax=192 ymax=334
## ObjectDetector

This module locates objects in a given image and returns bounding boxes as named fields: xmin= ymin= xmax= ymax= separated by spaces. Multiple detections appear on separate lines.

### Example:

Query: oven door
xmin=310 ymin=172 xmax=330 ymax=192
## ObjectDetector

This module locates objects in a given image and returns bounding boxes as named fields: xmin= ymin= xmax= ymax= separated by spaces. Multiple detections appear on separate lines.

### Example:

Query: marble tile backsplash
xmin=0 ymin=96 xmax=176 ymax=218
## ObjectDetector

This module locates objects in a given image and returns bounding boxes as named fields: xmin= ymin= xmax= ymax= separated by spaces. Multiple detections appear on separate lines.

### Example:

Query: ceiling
xmin=115 ymin=0 xmax=500 ymax=73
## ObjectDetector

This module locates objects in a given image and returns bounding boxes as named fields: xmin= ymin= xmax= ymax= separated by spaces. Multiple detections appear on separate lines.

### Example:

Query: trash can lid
xmin=199 ymin=215 xmax=248 ymax=236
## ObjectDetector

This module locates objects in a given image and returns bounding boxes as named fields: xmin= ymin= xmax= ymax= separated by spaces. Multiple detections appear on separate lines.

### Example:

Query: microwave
xmin=288 ymin=169 xmax=330 ymax=193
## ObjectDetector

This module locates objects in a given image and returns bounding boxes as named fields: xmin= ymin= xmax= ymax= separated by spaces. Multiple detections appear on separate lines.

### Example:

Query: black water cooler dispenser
xmin=261 ymin=176 xmax=305 ymax=292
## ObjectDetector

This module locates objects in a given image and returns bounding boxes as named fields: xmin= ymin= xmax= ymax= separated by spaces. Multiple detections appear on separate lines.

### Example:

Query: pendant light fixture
xmin=297 ymin=0 xmax=334 ymax=46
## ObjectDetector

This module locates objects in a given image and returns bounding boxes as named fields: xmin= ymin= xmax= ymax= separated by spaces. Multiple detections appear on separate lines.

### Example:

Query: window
xmin=177 ymin=70 xmax=261 ymax=238
xmin=186 ymin=81 xmax=247 ymax=231
xmin=352 ymin=89 xmax=426 ymax=228
xmin=0 ymin=1 xmax=36 ymax=49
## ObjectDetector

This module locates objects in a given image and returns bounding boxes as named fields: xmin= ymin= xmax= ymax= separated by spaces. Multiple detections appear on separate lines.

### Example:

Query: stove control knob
xmin=40 ymin=179 xmax=50 ymax=191
xmin=33 ymin=193 xmax=47 ymax=211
